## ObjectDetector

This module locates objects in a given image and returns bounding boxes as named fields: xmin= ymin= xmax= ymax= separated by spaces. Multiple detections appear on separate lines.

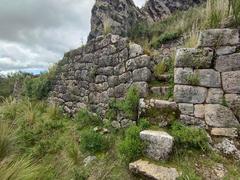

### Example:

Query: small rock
xmin=129 ymin=159 xmax=180 ymax=180
xmin=214 ymin=138 xmax=240 ymax=160
xmin=83 ymin=156 xmax=96 ymax=166
xmin=129 ymin=43 xmax=143 ymax=58
xmin=140 ymin=130 xmax=174 ymax=160
xmin=211 ymin=128 xmax=238 ymax=137
xmin=111 ymin=121 xmax=121 ymax=129
xmin=93 ymin=127 xmax=101 ymax=132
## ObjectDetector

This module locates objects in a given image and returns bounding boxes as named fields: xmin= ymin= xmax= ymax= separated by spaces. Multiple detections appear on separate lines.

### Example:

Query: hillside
xmin=0 ymin=0 xmax=240 ymax=179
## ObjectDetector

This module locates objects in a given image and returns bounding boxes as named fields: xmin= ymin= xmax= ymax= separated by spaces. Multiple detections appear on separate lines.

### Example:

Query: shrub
xmin=75 ymin=109 xmax=102 ymax=129
xmin=80 ymin=130 xmax=109 ymax=154
xmin=116 ymin=87 xmax=140 ymax=119
xmin=138 ymin=118 xmax=150 ymax=130
xmin=170 ymin=121 xmax=209 ymax=151
xmin=118 ymin=125 xmax=144 ymax=163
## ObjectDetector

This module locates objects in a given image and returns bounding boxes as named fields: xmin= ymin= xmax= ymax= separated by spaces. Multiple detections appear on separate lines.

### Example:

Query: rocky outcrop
xmin=129 ymin=159 xmax=180 ymax=180
xmin=88 ymin=0 xmax=146 ymax=41
xmin=88 ymin=0 xmax=206 ymax=41
xmin=49 ymin=34 xmax=152 ymax=117
xmin=143 ymin=0 xmax=205 ymax=21
xmin=174 ymin=29 xmax=240 ymax=131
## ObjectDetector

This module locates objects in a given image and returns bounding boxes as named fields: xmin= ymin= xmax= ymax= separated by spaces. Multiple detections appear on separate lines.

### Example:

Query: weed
xmin=186 ymin=74 xmax=200 ymax=86
xmin=80 ymin=130 xmax=109 ymax=154
xmin=170 ymin=121 xmax=209 ymax=151
xmin=118 ymin=125 xmax=144 ymax=163
xmin=138 ymin=118 xmax=150 ymax=130
xmin=154 ymin=62 xmax=168 ymax=77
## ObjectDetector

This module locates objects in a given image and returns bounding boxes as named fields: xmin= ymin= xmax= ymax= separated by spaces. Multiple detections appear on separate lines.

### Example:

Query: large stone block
xmin=211 ymin=128 xmax=238 ymax=137
xmin=215 ymin=53 xmax=240 ymax=72
xmin=129 ymin=160 xmax=180 ymax=180
xmin=198 ymin=29 xmax=239 ymax=47
xmin=225 ymin=94 xmax=240 ymax=119
xmin=175 ymin=48 xmax=213 ymax=68
xmin=205 ymin=104 xmax=239 ymax=128
xmin=178 ymin=103 xmax=194 ymax=116
xmin=195 ymin=69 xmax=221 ymax=88
xmin=180 ymin=114 xmax=206 ymax=127
xmin=139 ymin=99 xmax=179 ymax=127
xmin=206 ymin=88 xmax=224 ymax=104
xmin=126 ymin=55 xmax=150 ymax=71
xmin=222 ymin=71 xmax=240 ymax=94
xmin=133 ymin=67 xmax=151 ymax=82
xmin=132 ymin=82 xmax=149 ymax=97
xmin=140 ymin=130 xmax=174 ymax=160
xmin=216 ymin=46 xmax=236 ymax=56
xmin=194 ymin=104 xmax=205 ymax=119
xmin=174 ymin=85 xmax=207 ymax=104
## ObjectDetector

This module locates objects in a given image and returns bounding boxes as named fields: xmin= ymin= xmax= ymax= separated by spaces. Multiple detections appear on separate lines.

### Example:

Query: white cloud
xmin=0 ymin=0 xmax=145 ymax=74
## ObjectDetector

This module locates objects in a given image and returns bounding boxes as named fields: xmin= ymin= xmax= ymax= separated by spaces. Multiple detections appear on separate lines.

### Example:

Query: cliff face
xmin=143 ymin=0 xmax=205 ymax=21
xmin=88 ymin=0 xmax=206 ymax=40
xmin=87 ymin=0 xmax=146 ymax=41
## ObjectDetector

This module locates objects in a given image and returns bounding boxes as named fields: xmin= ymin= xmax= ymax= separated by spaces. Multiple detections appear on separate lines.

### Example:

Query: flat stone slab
xmin=175 ymin=48 xmax=213 ymax=68
xmin=222 ymin=71 xmax=240 ymax=94
xmin=195 ymin=69 xmax=221 ymax=88
xmin=174 ymin=85 xmax=207 ymax=104
xmin=197 ymin=29 xmax=239 ymax=47
xmin=215 ymin=53 xmax=240 ymax=72
xmin=206 ymin=88 xmax=224 ymax=104
xmin=205 ymin=104 xmax=239 ymax=128
xmin=129 ymin=159 xmax=180 ymax=180
xmin=211 ymin=128 xmax=238 ymax=137
xmin=140 ymin=130 xmax=173 ymax=160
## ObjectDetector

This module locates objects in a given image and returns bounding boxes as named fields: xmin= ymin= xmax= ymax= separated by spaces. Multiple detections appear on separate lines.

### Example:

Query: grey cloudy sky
xmin=0 ymin=0 xmax=146 ymax=74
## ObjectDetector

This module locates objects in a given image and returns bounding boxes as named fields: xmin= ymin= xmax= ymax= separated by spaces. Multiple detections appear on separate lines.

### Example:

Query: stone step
xmin=138 ymin=98 xmax=180 ymax=127
xmin=155 ymin=74 xmax=171 ymax=82
xmin=140 ymin=130 xmax=174 ymax=161
xmin=150 ymin=86 xmax=170 ymax=97
xmin=129 ymin=159 xmax=180 ymax=180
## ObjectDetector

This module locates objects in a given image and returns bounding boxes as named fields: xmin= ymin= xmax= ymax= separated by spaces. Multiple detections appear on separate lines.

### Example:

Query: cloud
xmin=0 ymin=0 xmax=145 ymax=74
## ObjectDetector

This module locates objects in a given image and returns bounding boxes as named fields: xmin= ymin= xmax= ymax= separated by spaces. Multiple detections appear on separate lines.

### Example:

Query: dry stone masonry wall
xmin=50 ymin=34 xmax=152 ymax=116
xmin=174 ymin=28 xmax=240 ymax=137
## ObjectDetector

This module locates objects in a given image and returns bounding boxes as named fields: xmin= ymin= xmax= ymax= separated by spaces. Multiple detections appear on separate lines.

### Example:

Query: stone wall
xmin=174 ymin=29 xmax=240 ymax=136
xmin=49 ymin=34 xmax=152 ymax=116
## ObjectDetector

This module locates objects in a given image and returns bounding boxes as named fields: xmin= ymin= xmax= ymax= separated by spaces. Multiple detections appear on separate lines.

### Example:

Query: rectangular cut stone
xmin=178 ymin=103 xmax=194 ymax=115
xmin=198 ymin=29 xmax=239 ymax=47
xmin=225 ymin=94 xmax=240 ymax=119
xmin=175 ymin=48 xmax=213 ymax=68
xmin=206 ymin=88 xmax=224 ymax=104
xmin=174 ymin=85 xmax=207 ymax=104
xmin=216 ymin=46 xmax=236 ymax=56
xmin=140 ymin=130 xmax=173 ymax=161
xmin=129 ymin=160 xmax=179 ymax=180
xmin=205 ymin=104 xmax=239 ymax=128
xmin=211 ymin=128 xmax=238 ymax=137
xmin=215 ymin=53 xmax=240 ymax=72
xmin=180 ymin=114 xmax=206 ymax=127
xmin=195 ymin=69 xmax=221 ymax=88
xmin=222 ymin=71 xmax=240 ymax=94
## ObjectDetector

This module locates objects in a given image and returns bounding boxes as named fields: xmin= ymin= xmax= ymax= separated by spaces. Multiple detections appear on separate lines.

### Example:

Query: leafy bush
xmin=75 ymin=109 xmax=102 ymax=129
xmin=170 ymin=121 xmax=209 ymax=151
xmin=138 ymin=118 xmax=150 ymax=130
xmin=24 ymin=66 xmax=56 ymax=100
xmin=118 ymin=125 xmax=144 ymax=163
xmin=116 ymin=87 xmax=140 ymax=119
xmin=80 ymin=130 xmax=109 ymax=154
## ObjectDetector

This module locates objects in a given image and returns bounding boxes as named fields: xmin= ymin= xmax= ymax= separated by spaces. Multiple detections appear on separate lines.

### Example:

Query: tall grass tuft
xmin=0 ymin=122 xmax=14 ymax=160
xmin=0 ymin=157 xmax=41 ymax=180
